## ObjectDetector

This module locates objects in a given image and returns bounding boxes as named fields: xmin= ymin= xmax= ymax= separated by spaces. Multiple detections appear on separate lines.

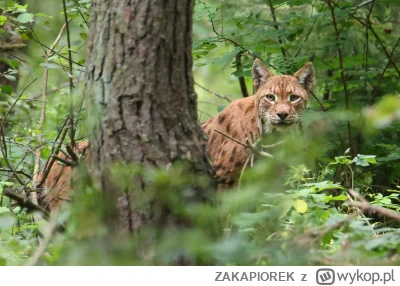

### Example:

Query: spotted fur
xmin=202 ymin=59 xmax=314 ymax=189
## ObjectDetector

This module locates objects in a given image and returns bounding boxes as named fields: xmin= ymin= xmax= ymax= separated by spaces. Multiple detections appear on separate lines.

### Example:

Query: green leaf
xmin=4 ymin=74 xmax=16 ymax=81
xmin=279 ymin=199 xmax=293 ymax=218
xmin=0 ymin=15 xmax=7 ymax=26
xmin=357 ymin=154 xmax=377 ymax=164
xmin=80 ymin=32 xmax=88 ymax=40
xmin=17 ymin=13 xmax=34 ymax=23
xmin=352 ymin=154 xmax=377 ymax=166
xmin=303 ymin=181 xmax=344 ymax=191
xmin=334 ymin=156 xmax=352 ymax=165
xmin=324 ymin=194 xmax=348 ymax=202
xmin=293 ymin=199 xmax=308 ymax=214
xmin=0 ymin=207 xmax=10 ymax=214
xmin=0 ymin=214 xmax=16 ymax=229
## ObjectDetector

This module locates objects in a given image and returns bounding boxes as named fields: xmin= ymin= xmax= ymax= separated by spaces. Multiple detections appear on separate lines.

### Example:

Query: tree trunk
xmin=85 ymin=0 xmax=213 ymax=235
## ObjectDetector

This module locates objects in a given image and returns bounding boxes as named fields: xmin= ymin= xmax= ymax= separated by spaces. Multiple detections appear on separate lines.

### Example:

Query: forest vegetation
xmin=0 ymin=0 xmax=400 ymax=266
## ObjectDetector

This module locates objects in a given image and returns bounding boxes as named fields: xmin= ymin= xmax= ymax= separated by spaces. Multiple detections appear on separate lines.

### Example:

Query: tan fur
xmin=39 ymin=59 xmax=315 ymax=211
xmin=202 ymin=59 xmax=314 ymax=189
xmin=39 ymin=141 xmax=89 ymax=212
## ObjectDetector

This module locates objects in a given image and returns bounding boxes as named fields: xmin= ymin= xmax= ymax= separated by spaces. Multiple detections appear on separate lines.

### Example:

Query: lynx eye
xmin=265 ymin=95 xmax=275 ymax=102
xmin=289 ymin=95 xmax=300 ymax=102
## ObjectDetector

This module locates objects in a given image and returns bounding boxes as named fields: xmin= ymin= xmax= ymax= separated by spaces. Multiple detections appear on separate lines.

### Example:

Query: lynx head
xmin=252 ymin=59 xmax=314 ymax=133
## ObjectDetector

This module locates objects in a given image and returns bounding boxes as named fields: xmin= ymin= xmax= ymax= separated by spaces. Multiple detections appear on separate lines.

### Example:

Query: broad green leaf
xmin=0 ymin=214 xmax=15 ymax=229
xmin=3 ymin=75 xmax=16 ymax=81
xmin=293 ymin=199 xmax=308 ymax=214
xmin=17 ymin=13 xmax=34 ymax=23
xmin=0 ymin=15 xmax=7 ymax=26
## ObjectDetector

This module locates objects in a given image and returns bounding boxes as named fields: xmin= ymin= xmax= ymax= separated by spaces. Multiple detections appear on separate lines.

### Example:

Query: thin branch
xmin=351 ymin=15 xmax=400 ymax=77
xmin=348 ymin=189 xmax=400 ymax=221
xmin=2 ymin=189 xmax=50 ymax=218
xmin=0 ymin=168 xmax=32 ymax=180
xmin=51 ymin=154 xmax=75 ymax=167
xmin=65 ymin=144 xmax=79 ymax=162
xmin=209 ymin=17 xmax=276 ymax=67
xmin=310 ymin=91 xmax=327 ymax=112
xmin=267 ymin=0 xmax=287 ymax=58
xmin=214 ymin=129 xmax=274 ymax=158
xmin=326 ymin=0 xmax=356 ymax=157
xmin=194 ymin=81 xmax=231 ymax=103
xmin=214 ymin=129 xmax=247 ymax=147
xmin=6 ymin=17 xmax=84 ymax=67
xmin=295 ymin=0 xmax=325 ymax=57
xmin=0 ymin=43 xmax=26 ymax=51
xmin=62 ymin=0 xmax=76 ymax=149
xmin=369 ymin=35 xmax=400 ymax=105
xmin=36 ymin=120 xmax=71 ymax=188
xmin=0 ymin=78 xmax=37 ymax=186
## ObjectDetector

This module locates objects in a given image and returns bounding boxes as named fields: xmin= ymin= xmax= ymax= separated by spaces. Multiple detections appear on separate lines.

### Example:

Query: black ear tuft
xmin=293 ymin=62 xmax=315 ymax=92
xmin=252 ymin=59 xmax=273 ymax=92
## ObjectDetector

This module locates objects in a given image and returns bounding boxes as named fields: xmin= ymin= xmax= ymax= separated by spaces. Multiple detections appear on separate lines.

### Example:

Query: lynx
xmin=39 ymin=59 xmax=314 ymax=211
xmin=201 ymin=59 xmax=314 ymax=189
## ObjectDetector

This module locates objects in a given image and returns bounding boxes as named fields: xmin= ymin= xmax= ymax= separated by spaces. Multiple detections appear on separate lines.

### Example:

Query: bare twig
xmin=348 ymin=189 xmax=400 ymax=221
xmin=310 ymin=91 xmax=327 ymax=112
xmin=65 ymin=144 xmax=79 ymax=162
xmin=2 ymin=189 xmax=50 ymax=218
xmin=214 ymin=129 xmax=275 ymax=158
xmin=51 ymin=154 xmax=75 ymax=167
xmin=0 ymin=43 xmax=27 ymax=51
xmin=194 ymin=81 xmax=231 ymax=103
xmin=37 ymin=120 xmax=71 ymax=188
xmin=346 ymin=190 xmax=377 ymax=237
xmin=214 ymin=129 xmax=248 ymax=148
xmin=0 ymin=168 xmax=32 ymax=180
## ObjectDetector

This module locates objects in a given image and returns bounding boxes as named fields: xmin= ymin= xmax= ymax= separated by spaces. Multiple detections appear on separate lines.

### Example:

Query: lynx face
xmin=252 ymin=59 xmax=314 ymax=133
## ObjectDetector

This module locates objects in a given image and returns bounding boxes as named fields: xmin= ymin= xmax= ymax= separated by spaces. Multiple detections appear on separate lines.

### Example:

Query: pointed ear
xmin=252 ymin=59 xmax=273 ymax=92
xmin=293 ymin=62 xmax=315 ymax=92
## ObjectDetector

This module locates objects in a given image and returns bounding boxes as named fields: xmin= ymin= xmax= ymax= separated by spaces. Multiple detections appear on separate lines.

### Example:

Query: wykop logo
xmin=316 ymin=268 xmax=335 ymax=285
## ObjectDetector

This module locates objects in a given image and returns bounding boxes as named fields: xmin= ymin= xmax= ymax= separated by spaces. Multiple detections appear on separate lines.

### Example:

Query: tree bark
xmin=85 ymin=0 xmax=214 ymax=236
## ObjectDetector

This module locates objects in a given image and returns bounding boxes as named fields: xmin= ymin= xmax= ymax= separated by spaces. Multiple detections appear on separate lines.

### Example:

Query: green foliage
xmin=0 ymin=0 xmax=399 ymax=266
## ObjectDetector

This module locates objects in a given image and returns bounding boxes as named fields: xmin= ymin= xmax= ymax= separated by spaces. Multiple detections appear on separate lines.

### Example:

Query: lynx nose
xmin=277 ymin=112 xmax=289 ymax=120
